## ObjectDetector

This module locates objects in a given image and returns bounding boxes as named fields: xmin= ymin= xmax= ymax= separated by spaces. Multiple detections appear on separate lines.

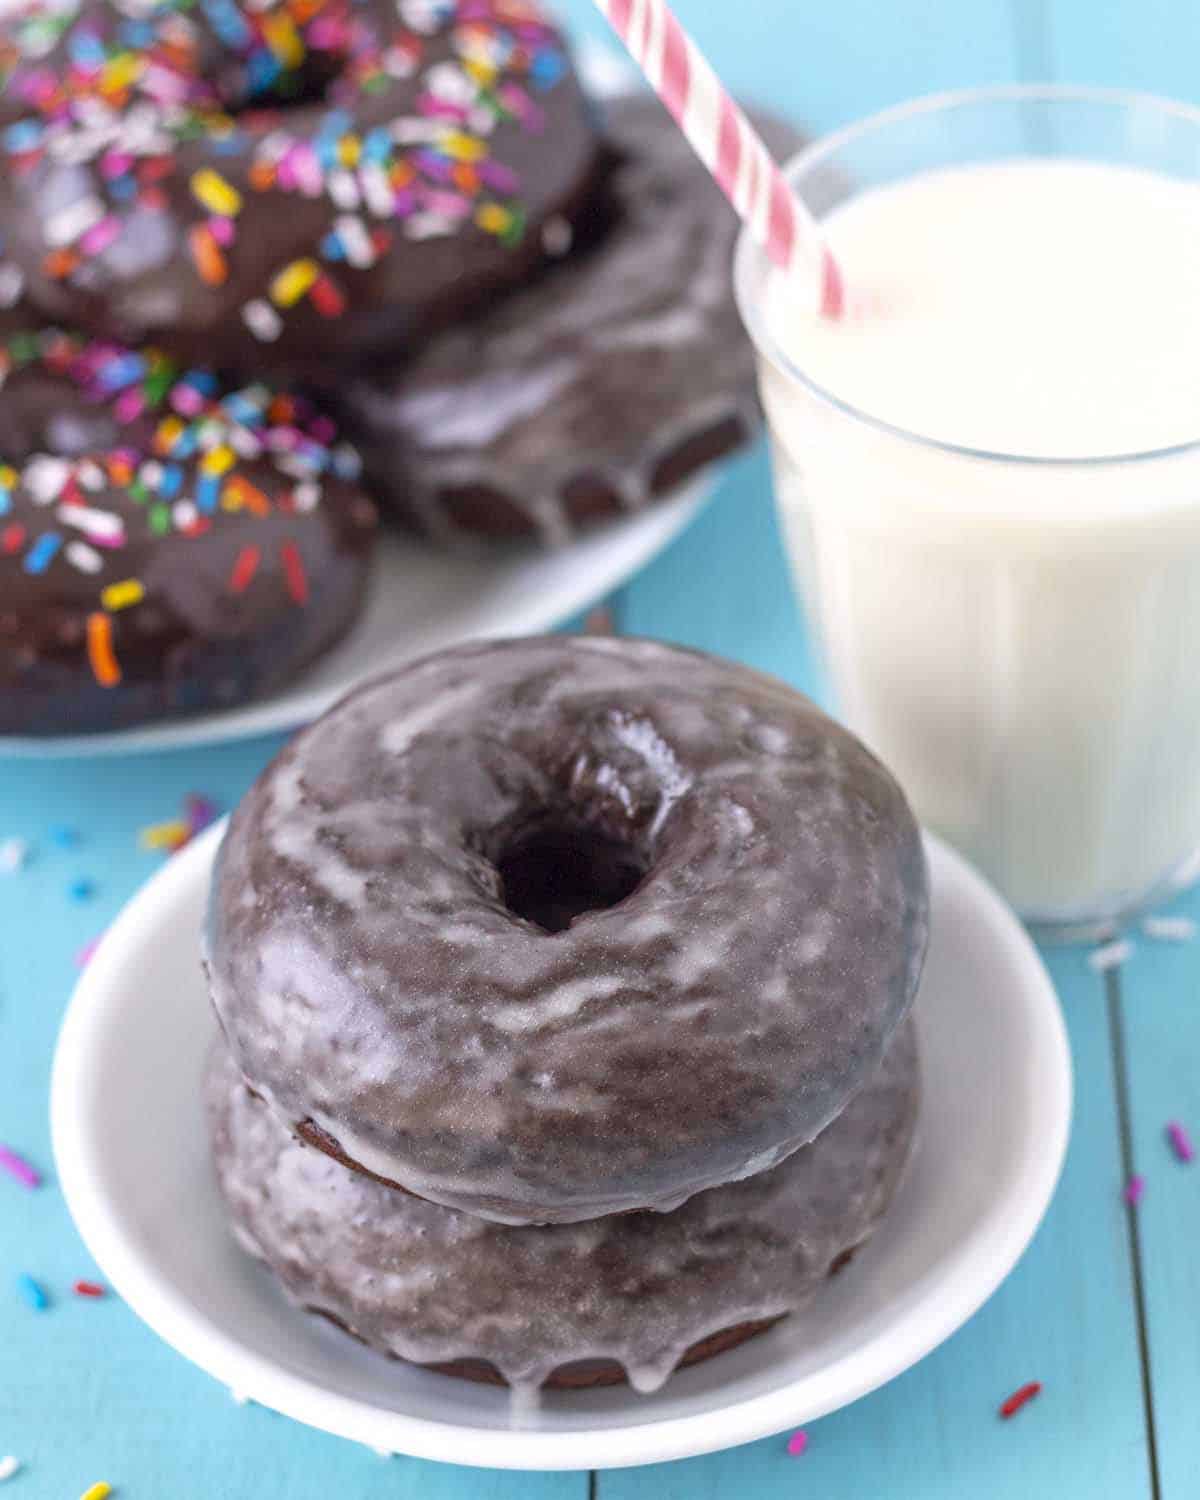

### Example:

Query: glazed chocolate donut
xmin=207 ymin=1020 xmax=920 ymax=1393
xmin=342 ymin=95 xmax=802 ymax=546
xmin=206 ymin=636 xmax=929 ymax=1224
xmin=0 ymin=323 xmax=376 ymax=734
xmin=0 ymin=0 xmax=599 ymax=369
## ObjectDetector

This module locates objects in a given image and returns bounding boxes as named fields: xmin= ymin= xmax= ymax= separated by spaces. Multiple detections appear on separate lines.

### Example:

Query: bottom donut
xmin=207 ymin=1022 xmax=919 ymax=1395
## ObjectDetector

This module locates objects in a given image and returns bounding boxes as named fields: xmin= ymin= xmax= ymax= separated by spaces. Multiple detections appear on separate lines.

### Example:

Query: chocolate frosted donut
xmin=0 ymin=324 xmax=376 ymax=734
xmin=340 ymin=95 xmax=802 ymax=545
xmin=207 ymin=1020 xmax=920 ymax=1393
xmin=206 ymin=636 xmax=929 ymax=1224
xmin=0 ymin=0 xmax=599 ymax=369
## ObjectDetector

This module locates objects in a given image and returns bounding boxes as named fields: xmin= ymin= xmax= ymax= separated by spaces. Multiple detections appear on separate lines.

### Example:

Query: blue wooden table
xmin=3 ymin=1 xmax=1200 ymax=1495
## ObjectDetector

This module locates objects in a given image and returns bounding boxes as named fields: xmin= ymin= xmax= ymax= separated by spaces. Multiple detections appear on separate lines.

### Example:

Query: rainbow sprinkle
xmin=1167 ymin=1120 xmax=1194 ymax=1163
xmin=139 ymin=792 xmax=222 ymax=856
xmin=139 ymin=819 xmax=191 ymax=853
xmin=16 ymin=1272 xmax=48 ymax=1310
xmin=99 ymin=578 xmax=144 ymax=612
xmin=1142 ymin=914 xmax=1197 ymax=943
xmin=74 ymin=934 xmax=103 ymax=969
xmin=1123 ymin=1173 xmax=1145 ymax=1206
xmin=79 ymin=1484 xmax=112 ymax=1500
xmin=1089 ymin=938 xmax=1133 ymax=973
xmin=270 ymin=258 xmax=320 ymax=308
xmin=999 ymin=1381 xmax=1042 ymax=1419
xmin=0 ymin=837 xmax=29 ymax=873
xmin=185 ymin=793 xmax=220 ymax=837
xmin=190 ymin=166 xmax=242 ymax=218
xmin=0 ymin=1143 xmax=40 ymax=1189
xmin=785 ymin=1429 xmax=809 ymax=1457
xmin=0 ymin=1457 xmax=20 ymax=1483
xmin=0 ymin=0 xmax=574 ymax=346
xmin=0 ymin=327 xmax=362 ymax=691
xmin=87 ymin=611 xmax=121 ymax=688
xmin=280 ymin=539 xmax=309 ymax=603
xmin=229 ymin=544 xmax=261 ymax=593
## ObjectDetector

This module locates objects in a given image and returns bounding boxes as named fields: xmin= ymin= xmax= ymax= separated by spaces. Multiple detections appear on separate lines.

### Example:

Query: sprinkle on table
xmin=16 ymin=1272 xmax=48 ymax=1310
xmin=0 ymin=1143 xmax=41 ymax=1189
xmin=0 ymin=1456 xmax=20 ymax=1483
xmin=73 ymin=1280 xmax=106 ymax=1298
xmin=74 ymin=934 xmax=103 ymax=969
xmin=1123 ymin=1174 xmax=1145 ymax=1207
xmin=1088 ymin=938 xmax=1133 ymax=973
xmin=139 ymin=819 xmax=191 ymax=854
xmin=0 ymin=837 xmax=29 ymax=873
xmin=185 ymin=793 xmax=221 ymax=837
xmin=49 ymin=825 xmax=79 ymax=849
xmin=69 ymin=876 xmax=96 ymax=902
xmin=999 ymin=1381 xmax=1043 ymax=1419
xmin=786 ymin=1428 xmax=809 ymax=1456
xmin=79 ymin=1484 xmax=112 ymax=1500
xmin=1167 ymin=1120 xmax=1195 ymax=1163
xmin=138 ymin=792 xmax=221 ymax=856
xmin=1141 ymin=914 xmax=1197 ymax=943
xmin=582 ymin=605 xmax=615 ymax=636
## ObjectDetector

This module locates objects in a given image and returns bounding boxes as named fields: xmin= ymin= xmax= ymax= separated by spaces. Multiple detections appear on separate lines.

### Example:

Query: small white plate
xmin=51 ymin=823 xmax=1070 ymax=1471
xmin=0 ymin=479 xmax=707 ymax=759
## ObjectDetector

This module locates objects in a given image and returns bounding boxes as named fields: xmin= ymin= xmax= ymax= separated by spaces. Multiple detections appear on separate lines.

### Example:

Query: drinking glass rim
xmin=733 ymin=82 xmax=1200 ymax=469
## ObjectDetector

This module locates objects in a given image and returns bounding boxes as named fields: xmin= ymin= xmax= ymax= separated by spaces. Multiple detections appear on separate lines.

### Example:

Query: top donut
xmin=0 ymin=0 xmax=600 ymax=368
xmin=207 ymin=635 xmax=929 ymax=1225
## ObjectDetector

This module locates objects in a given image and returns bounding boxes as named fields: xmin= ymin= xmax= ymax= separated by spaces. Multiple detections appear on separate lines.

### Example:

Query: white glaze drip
xmin=208 ymin=638 xmax=928 ymax=1225
xmin=208 ymin=1022 xmax=919 ymax=1392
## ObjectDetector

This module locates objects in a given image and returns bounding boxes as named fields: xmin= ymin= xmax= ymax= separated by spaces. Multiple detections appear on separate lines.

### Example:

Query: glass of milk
xmin=735 ymin=86 xmax=1200 ymax=927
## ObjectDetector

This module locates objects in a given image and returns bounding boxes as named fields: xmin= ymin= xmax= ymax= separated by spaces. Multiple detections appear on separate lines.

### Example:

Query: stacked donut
xmin=204 ymin=635 xmax=930 ymax=1395
xmin=0 ymin=0 xmax=801 ymax=734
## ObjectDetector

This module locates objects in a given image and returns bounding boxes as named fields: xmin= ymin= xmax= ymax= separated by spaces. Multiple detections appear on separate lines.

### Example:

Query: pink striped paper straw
xmin=591 ymin=0 xmax=844 ymax=317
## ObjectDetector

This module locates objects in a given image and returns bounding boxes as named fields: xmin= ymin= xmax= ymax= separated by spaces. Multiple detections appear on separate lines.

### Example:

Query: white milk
xmin=755 ymin=159 xmax=1200 ymax=920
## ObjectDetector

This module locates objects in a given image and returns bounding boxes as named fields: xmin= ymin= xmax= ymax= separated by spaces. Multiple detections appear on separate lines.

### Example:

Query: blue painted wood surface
xmin=1043 ymin=0 xmax=1200 ymax=102
xmin=1105 ymin=881 xmax=1200 ymax=1500
xmin=5 ymin=0 xmax=1200 ymax=1494
xmin=0 ymin=462 xmax=1172 ymax=1500
xmin=556 ymin=0 xmax=1022 ymax=133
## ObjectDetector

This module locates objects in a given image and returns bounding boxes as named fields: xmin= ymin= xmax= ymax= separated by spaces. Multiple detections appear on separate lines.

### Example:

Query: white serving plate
xmin=0 ymin=478 xmax=708 ymax=758
xmin=51 ymin=823 xmax=1071 ymax=1470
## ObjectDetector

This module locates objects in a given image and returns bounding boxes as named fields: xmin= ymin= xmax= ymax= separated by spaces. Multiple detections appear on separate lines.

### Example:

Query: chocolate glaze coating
xmin=206 ymin=636 xmax=929 ymax=1223
xmin=0 ymin=0 xmax=600 ymax=370
xmin=341 ymin=96 xmax=803 ymax=546
xmin=0 ymin=325 xmax=376 ymax=735
xmin=207 ymin=1020 xmax=919 ymax=1392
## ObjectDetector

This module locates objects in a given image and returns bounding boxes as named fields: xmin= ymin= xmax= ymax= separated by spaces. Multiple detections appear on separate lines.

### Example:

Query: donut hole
xmin=497 ymin=825 xmax=647 ymax=934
